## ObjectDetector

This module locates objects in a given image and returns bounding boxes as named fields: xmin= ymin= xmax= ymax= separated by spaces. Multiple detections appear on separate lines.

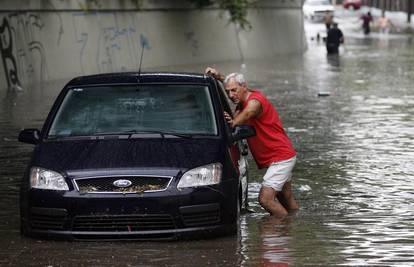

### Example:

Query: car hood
xmin=31 ymin=138 xmax=225 ymax=175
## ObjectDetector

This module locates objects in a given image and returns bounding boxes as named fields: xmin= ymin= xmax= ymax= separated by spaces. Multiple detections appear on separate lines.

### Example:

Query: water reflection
xmin=258 ymin=216 xmax=292 ymax=267
xmin=327 ymin=53 xmax=340 ymax=68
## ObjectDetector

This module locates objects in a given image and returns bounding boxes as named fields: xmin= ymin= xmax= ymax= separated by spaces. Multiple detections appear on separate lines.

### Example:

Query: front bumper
xmin=21 ymin=182 xmax=239 ymax=240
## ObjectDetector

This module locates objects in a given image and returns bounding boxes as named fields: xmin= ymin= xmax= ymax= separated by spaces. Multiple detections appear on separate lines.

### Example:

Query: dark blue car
xmin=18 ymin=72 xmax=255 ymax=240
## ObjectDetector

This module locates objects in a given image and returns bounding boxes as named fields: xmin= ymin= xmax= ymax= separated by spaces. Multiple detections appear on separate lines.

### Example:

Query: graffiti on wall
xmin=72 ymin=12 xmax=151 ymax=74
xmin=0 ymin=13 xmax=49 ymax=89
xmin=0 ymin=17 xmax=21 ymax=89
xmin=1 ymin=9 xmax=153 ymax=88
xmin=184 ymin=31 xmax=199 ymax=57
xmin=0 ymin=7 xmax=63 ymax=90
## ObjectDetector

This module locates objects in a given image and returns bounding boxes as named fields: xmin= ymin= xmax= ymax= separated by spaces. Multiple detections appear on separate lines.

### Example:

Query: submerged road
xmin=1 ymin=11 xmax=413 ymax=267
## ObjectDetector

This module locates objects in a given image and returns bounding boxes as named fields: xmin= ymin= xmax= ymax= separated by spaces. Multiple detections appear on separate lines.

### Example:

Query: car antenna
xmin=137 ymin=34 xmax=149 ymax=82
xmin=138 ymin=43 xmax=144 ymax=79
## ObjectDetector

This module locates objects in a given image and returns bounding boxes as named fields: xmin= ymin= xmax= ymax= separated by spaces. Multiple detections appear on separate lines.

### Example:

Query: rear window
xmin=48 ymin=84 xmax=217 ymax=137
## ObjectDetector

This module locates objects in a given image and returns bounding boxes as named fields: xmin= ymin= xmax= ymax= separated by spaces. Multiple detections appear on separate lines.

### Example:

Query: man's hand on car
xmin=205 ymin=67 xmax=224 ymax=82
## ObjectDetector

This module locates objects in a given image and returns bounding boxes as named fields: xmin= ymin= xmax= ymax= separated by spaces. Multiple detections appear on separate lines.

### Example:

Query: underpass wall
xmin=0 ymin=0 xmax=305 ymax=91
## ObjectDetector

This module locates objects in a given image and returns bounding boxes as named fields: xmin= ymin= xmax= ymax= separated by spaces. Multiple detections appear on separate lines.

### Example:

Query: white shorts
xmin=262 ymin=156 xmax=296 ymax=192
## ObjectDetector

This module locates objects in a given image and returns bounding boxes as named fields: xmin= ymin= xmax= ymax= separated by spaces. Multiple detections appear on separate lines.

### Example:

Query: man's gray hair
xmin=224 ymin=73 xmax=246 ymax=85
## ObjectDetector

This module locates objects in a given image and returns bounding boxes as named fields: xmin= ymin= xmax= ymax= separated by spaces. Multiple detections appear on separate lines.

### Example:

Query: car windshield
xmin=48 ymin=84 xmax=218 ymax=138
xmin=306 ymin=0 xmax=331 ymax=5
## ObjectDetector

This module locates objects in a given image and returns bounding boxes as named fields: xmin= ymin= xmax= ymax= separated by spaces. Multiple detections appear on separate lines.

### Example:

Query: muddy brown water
xmin=1 ymin=27 xmax=414 ymax=266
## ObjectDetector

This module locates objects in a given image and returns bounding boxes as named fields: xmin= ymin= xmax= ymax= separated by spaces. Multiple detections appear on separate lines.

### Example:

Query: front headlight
xmin=177 ymin=163 xmax=222 ymax=189
xmin=30 ymin=167 xmax=69 ymax=190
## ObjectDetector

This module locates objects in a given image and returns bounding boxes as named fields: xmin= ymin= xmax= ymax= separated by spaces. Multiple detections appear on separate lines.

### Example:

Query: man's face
xmin=224 ymin=79 xmax=247 ymax=105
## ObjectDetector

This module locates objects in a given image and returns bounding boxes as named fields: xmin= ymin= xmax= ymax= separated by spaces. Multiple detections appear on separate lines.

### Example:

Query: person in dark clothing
xmin=326 ymin=22 xmax=344 ymax=54
xmin=361 ymin=11 xmax=373 ymax=35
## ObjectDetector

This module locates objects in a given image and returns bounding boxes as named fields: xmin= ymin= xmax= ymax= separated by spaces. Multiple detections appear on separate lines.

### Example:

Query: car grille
xmin=73 ymin=176 xmax=172 ymax=193
xmin=30 ymin=207 xmax=68 ymax=230
xmin=73 ymin=214 xmax=175 ymax=231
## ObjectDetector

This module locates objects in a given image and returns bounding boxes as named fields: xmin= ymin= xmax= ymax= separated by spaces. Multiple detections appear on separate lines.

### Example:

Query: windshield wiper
xmin=127 ymin=130 xmax=194 ymax=139
xmin=94 ymin=130 xmax=194 ymax=139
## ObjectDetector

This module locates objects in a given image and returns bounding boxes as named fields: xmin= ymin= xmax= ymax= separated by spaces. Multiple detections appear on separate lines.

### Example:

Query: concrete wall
xmin=0 ymin=0 xmax=305 ymax=91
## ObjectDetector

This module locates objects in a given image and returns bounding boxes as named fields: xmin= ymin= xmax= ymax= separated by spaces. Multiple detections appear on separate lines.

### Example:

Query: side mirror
xmin=231 ymin=125 xmax=256 ymax=142
xmin=18 ymin=129 xmax=40 ymax=145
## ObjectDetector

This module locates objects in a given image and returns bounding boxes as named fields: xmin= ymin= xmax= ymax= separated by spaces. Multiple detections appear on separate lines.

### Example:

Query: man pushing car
xmin=205 ymin=67 xmax=299 ymax=217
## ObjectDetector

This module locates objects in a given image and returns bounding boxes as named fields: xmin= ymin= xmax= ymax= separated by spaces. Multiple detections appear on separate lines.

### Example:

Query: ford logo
xmin=113 ymin=179 xmax=132 ymax=188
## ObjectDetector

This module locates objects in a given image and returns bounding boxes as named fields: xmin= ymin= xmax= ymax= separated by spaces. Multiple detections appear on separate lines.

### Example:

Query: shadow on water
xmin=1 ymin=29 xmax=414 ymax=266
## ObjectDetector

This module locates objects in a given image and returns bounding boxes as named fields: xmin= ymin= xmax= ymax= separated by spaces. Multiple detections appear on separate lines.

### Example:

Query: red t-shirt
xmin=243 ymin=90 xmax=296 ymax=169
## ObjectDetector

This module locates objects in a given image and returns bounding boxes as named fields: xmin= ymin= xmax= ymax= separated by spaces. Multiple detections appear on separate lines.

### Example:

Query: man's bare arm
xmin=230 ymin=99 xmax=262 ymax=127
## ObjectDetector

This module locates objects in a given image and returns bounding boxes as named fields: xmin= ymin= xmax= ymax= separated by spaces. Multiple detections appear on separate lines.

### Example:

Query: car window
xmin=48 ymin=84 xmax=218 ymax=137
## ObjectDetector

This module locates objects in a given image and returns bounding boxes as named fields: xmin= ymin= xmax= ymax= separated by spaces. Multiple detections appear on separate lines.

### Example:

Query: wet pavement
xmin=1 ymin=13 xmax=414 ymax=267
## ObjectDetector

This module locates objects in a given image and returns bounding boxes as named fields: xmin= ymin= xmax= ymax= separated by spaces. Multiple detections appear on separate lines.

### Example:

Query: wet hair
xmin=224 ymin=73 xmax=246 ymax=85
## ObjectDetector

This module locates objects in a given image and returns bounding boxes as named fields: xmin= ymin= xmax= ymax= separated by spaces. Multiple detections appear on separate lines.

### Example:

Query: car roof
xmin=66 ymin=72 xmax=213 ymax=87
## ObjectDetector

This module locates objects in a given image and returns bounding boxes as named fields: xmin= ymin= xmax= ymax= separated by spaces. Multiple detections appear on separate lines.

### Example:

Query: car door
xmin=215 ymin=80 xmax=250 ymax=209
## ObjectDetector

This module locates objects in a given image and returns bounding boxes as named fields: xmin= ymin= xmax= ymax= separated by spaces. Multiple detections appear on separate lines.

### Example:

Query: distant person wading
xmin=326 ymin=22 xmax=344 ymax=54
xmin=205 ymin=67 xmax=299 ymax=218
xmin=361 ymin=11 xmax=373 ymax=35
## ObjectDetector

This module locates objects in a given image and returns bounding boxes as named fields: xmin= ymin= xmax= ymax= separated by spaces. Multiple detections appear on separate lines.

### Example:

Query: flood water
xmin=1 ymin=21 xmax=414 ymax=266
